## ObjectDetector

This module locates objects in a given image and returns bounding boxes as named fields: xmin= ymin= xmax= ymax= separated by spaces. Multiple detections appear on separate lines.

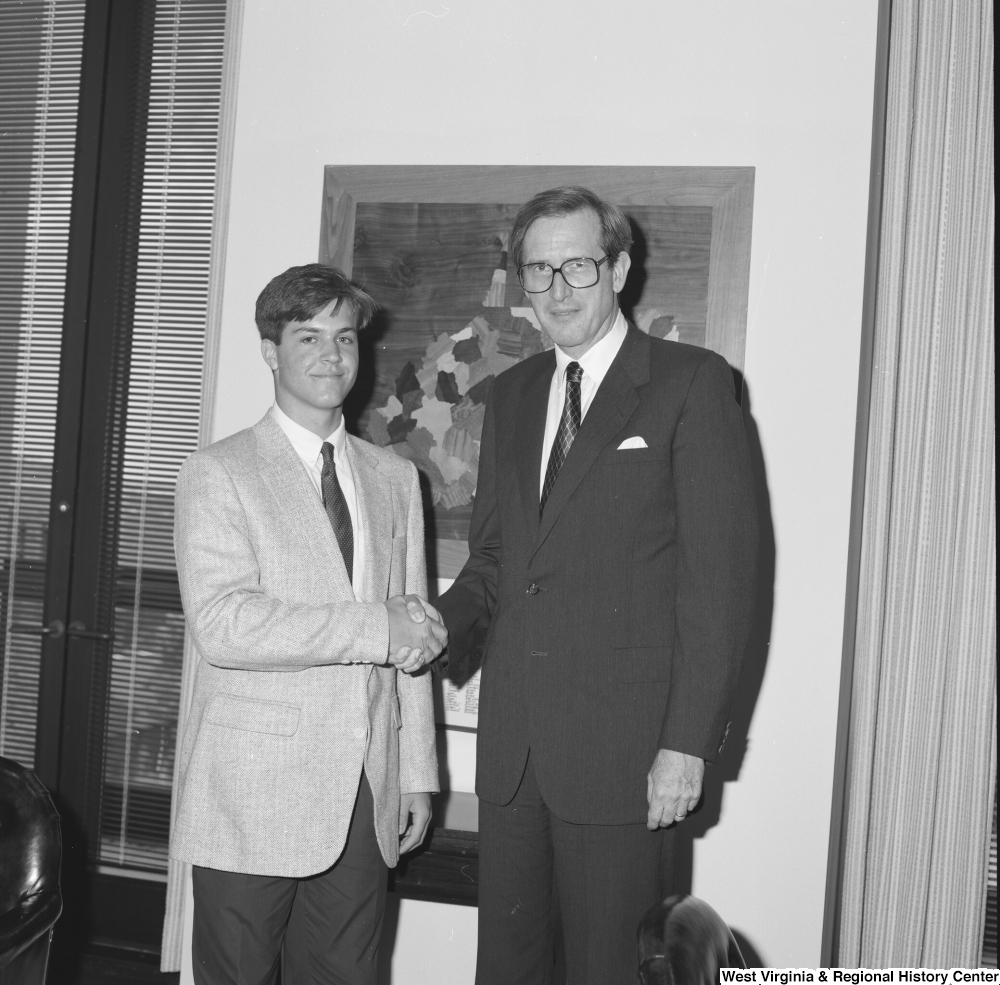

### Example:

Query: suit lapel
xmin=347 ymin=435 xmax=392 ymax=604
xmin=253 ymin=412 xmax=353 ymax=595
xmin=533 ymin=325 xmax=650 ymax=555
xmin=514 ymin=352 xmax=556 ymax=538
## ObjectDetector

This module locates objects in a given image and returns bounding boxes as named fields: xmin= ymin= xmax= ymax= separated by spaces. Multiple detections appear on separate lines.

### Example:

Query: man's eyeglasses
xmin=517 ymin=256 xmax=611 ymax=294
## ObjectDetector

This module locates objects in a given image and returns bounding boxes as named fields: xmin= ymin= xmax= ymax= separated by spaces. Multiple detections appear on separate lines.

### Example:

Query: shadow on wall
xmin=731 ymin=928 xmax=767 ymax=968
xmin=345 ymin=308 xmax=441 ymax=589
xmin=343 ymin=307 xmax=389 ymax=439
xmin=667 ymin=374 xmax=776 ymax=950
xmin=621 ymin=221 xmax=778 ymax=937
xmin=617 ymin=218 xmax=648 ymax=322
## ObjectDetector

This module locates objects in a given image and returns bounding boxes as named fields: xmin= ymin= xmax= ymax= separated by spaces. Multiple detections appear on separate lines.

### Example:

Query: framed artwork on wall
xmin=318 ymin=165 xmax=755 ymax=728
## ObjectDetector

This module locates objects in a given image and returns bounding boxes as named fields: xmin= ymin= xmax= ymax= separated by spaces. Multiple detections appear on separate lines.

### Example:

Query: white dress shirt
xmin=539 ymin=309 xmax=628 ymax=496
xmin=271 ymin=403 xmax=364 ymax=593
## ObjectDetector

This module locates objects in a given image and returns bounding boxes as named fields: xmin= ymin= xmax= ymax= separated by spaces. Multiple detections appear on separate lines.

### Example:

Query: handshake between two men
xmin=383 ymin=595 xmax=448 ymax=674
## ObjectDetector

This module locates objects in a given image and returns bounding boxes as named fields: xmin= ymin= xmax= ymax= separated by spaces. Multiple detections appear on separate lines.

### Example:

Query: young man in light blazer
xmin=171 ymin=264 xmax=446 ymax=984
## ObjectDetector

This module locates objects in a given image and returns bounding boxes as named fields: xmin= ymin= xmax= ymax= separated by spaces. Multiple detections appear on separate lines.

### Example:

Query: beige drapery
xmin=837 ymin=0 xmax=995 ymax=966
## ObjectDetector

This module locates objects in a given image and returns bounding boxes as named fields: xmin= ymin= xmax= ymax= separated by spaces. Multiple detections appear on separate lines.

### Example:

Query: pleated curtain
xmin=837 ymin=0 xmax=995 ymax=966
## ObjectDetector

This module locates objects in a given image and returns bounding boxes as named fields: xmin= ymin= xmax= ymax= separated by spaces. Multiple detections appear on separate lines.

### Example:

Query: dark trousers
xmin=191 ymin=773 xmax=387 ymax=985
xmin=476 ymin=755 xmax=664 ymax=985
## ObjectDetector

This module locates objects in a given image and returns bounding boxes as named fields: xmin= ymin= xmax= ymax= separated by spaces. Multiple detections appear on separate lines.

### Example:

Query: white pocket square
xmin=617 ymin=436 xmax=648 ymax=450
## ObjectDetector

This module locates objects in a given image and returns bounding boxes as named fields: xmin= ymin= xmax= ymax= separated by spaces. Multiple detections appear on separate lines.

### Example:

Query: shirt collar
xmin=553 ymin=309 xmax=628 ymax=387
xmin=271 ymin=402 xmax=346 ymax=466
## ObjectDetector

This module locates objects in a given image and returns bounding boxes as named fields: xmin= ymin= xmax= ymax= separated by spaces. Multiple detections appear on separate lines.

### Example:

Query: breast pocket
xmin=594 ymin=444 xmax=669 ymax=472
xmin=206 ymin=694 xmax=300 ymax=736
xmin=614 ymin=447 xmax=668 ymax=465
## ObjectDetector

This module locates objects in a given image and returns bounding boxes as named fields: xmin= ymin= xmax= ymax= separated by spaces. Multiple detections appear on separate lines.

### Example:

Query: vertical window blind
xmin=0 ymin=0 xmax=226 ymax=877
xmin=100 ymin=0 xmax=226 ymax=873
xmin=0 ymin=0 xmax=85 ymax=769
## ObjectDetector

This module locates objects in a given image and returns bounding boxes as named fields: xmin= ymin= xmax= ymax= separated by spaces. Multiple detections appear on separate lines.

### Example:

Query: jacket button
xmin=527 ymin=583 xmax=539 ymax=595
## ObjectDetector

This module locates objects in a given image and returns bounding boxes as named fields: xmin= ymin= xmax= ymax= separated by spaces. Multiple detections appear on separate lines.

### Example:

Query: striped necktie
xmin=321 ymin=442 xmax=353 ymax=583
xmin=540 ymin=361 xmax=583 ymax=514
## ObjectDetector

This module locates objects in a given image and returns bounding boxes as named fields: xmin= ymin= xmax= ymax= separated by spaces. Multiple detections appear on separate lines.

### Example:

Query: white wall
xmin=211 ymin=0 xmax=879 ymax=969
xmin=378 ymin=899 xmax=478 ymax=985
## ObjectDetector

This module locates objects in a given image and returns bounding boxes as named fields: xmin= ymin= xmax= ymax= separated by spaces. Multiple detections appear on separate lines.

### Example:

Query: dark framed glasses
xmin=517 ymin=255 xmax=611 ymax=294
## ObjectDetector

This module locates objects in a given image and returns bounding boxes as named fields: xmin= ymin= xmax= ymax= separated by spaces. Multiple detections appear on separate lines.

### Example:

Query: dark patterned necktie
xmin=540 ymin=361 xmax=584 ymax=514
xmin=321 ymin=442 xmax=353 ymax=583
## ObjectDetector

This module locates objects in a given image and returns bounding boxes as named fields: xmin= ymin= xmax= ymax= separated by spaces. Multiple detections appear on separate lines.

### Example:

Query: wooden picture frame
xmin=319 ymin=165 xmax=754 ymax=369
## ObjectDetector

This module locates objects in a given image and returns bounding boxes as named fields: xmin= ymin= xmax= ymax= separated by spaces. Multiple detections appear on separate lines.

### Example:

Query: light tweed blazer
xmin=170 ymin=411 xmax=438 ymax=877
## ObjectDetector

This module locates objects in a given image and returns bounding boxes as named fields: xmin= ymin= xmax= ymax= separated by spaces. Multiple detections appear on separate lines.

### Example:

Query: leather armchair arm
xmin=0 ymin=891 xmax=63 ymax=969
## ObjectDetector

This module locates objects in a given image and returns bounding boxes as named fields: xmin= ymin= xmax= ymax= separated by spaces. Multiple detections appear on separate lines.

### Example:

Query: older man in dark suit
xmin=435 ymin=187 xmax=758 ymax=985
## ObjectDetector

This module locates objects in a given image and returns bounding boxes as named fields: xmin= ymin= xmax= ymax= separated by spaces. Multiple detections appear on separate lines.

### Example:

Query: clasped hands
xmin=384 ymin=596 xmax=443 ymax=855
xmin=386 ymin=600 xmax=703 ymax=835
xmin=384 ymin=594 xmax=448 ymax=674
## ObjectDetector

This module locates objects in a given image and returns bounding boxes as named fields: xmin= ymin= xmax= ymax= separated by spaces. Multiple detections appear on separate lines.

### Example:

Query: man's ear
xmin=611 ymin=252 xmax=631 ymax=294
xmin=261 ymin=337 xmax=278 ymax=371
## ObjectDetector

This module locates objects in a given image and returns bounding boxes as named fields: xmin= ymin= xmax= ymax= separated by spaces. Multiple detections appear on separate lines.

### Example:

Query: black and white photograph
xmin=0 ymin=2 xmax=994 ymax=984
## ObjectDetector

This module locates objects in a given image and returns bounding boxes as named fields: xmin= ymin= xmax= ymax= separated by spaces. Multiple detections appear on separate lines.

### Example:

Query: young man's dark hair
xmin=509 ymin=185 xmax=634 ymax=271
xmin=255 ymin=263 xmax=378 ymax=343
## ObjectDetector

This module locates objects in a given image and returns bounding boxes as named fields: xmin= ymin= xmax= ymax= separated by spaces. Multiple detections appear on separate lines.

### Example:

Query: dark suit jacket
xmin=437 ymin=325 xmax=758 ymax=825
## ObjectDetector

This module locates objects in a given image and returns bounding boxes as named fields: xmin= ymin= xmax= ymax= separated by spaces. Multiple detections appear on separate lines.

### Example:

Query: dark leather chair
xmin=638 ymin=894 xmax=746 ymax=985
xmin=0 ymin=756 xmax=63 ymax=985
